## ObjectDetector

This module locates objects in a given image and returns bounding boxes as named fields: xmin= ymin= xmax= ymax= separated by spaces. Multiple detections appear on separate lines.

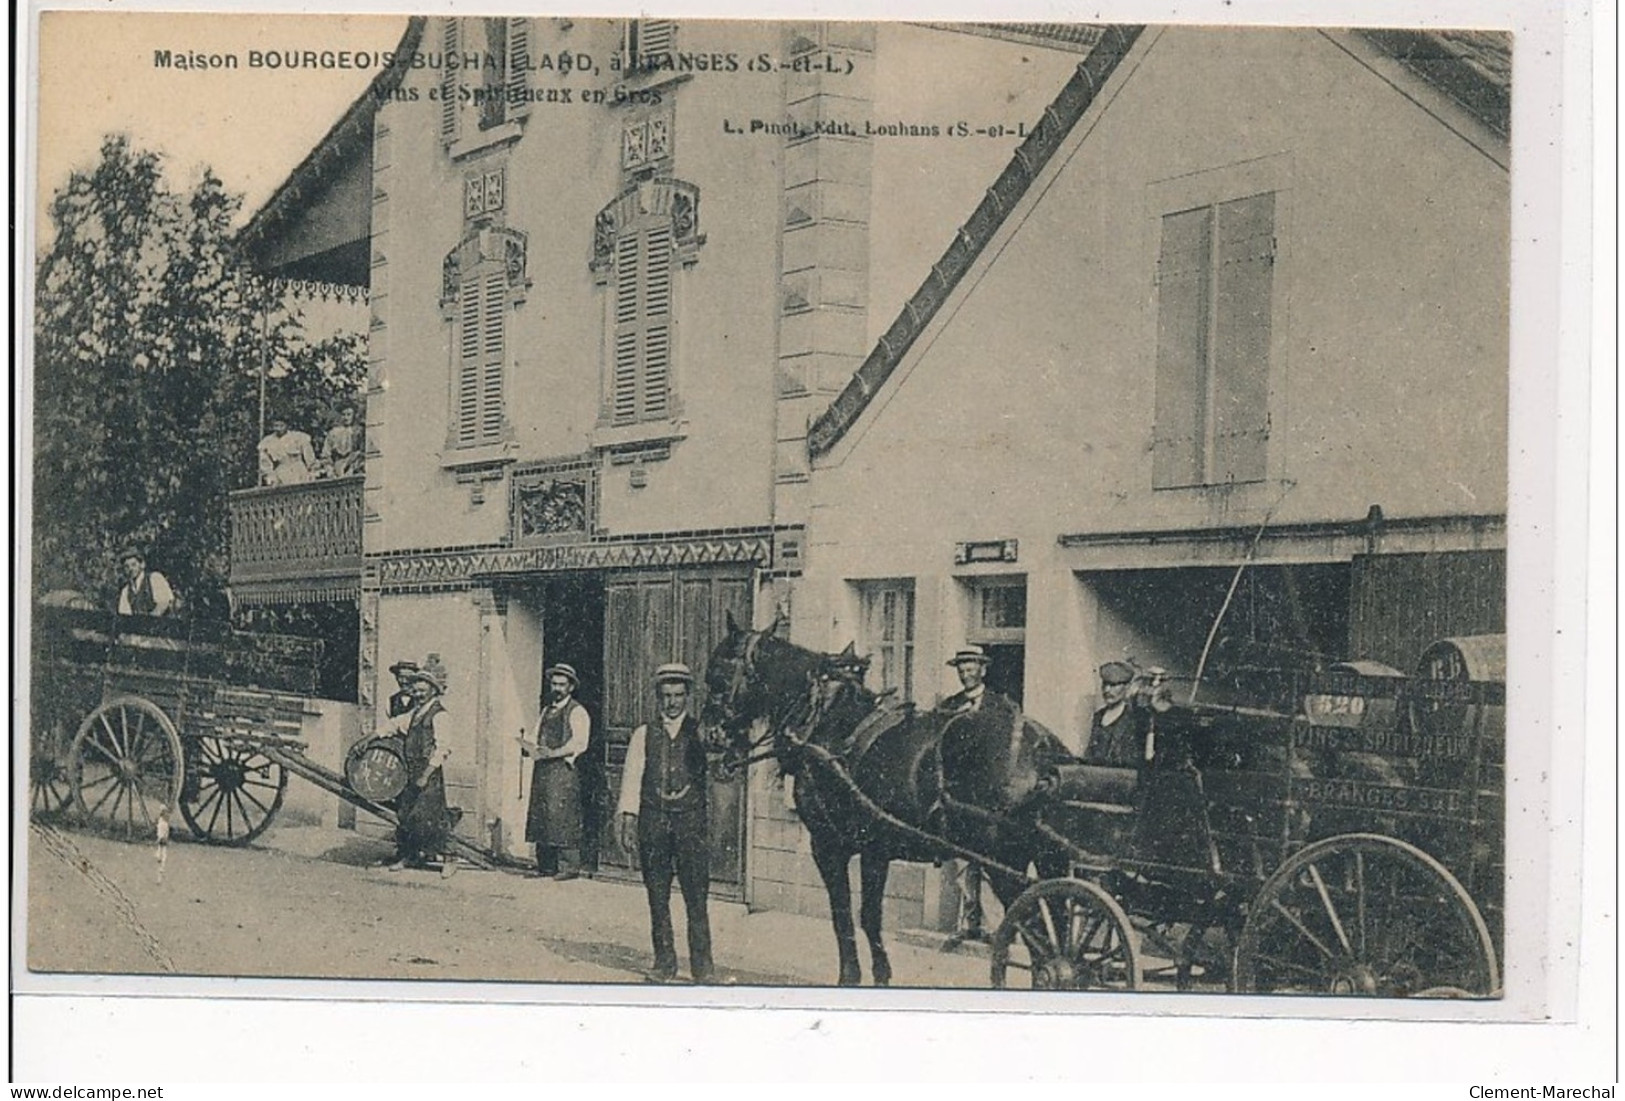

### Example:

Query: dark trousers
xmin=535 ymin=844 xmax=572 ymax=876
xmin=637 ymin=806 xmax=713 ymax=981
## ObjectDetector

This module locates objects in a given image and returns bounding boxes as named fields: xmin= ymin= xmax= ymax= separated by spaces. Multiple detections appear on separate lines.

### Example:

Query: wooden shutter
xmin=479 ymin=268 xmax=506 ymax=442
xmin=440 ymin=18 xmax=461 ymax=146
xmin=611 ymin=223 xmax=675 ymax=425
xmin=1211 ymin=192 xmax=1274 ymax=484
xmin=506 ymin=17 xmax=532 ymax=120
xmin=455 ymin=266 xmax=506 ymax=448
xmin=642 ymin=226 xmax=673 ymax=420
xmin=1152 ymin=206 xmax=1211 ymax=489
xmin=456 ymin=274 xmax=481 ymax=447
xmin=612 ymin=233 xmax=641 ymax=425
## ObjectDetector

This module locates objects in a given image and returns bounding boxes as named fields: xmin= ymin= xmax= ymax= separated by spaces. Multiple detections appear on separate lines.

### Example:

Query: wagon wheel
xmin=69 ymin=696 xmax=184 ymax=840
xmin=990 ymin=878 xmax=1143 ymax=991
xmin=1234 ymin=833 xmax=1500 ymax=998
xmin=178 ymin=736 xmax=288 ymax=846
xmin=31 ymin=739 xmax=74 ymax=818
xmin=31 ymin=711 xmax=74 ymax=819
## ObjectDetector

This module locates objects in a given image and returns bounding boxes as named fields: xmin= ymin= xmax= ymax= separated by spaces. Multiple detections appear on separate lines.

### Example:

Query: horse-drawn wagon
xmin=30 ymin=604 xmax=486 ymax=864
xmin=701 ymin=619 xmax=1504 ymax=998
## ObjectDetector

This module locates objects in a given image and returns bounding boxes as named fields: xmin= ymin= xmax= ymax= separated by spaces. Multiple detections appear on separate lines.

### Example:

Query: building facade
xmin=238 ymin=16 xmax=1105 ymax=907
xmin=795 ymin=25 xmax=1509 ymax=763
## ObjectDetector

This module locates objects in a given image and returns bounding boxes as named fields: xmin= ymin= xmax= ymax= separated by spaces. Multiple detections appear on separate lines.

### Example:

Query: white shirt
xmin=529 ymin=698 xmax=591 ymax=764
xmin=386 ymin=700 xmax=452 ymax=771
xmin=117 ymin=570 xmax=175 ymax=616
xmin=616 ymin=713 xmax=688 ymax=817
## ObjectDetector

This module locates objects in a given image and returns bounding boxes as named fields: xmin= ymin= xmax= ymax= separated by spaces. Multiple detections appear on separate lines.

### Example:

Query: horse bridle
xmin=709 ymin=629 xmax=780 ymax=769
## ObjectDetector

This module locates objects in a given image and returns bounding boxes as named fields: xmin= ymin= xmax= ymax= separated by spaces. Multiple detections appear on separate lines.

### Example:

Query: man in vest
xmin=616 ymin=663 xmax=714 ymax=983
xmin=518 ymin=663 xmax=590 ymax=880
xmin=115 ymin=546 xmax=174 ymax=617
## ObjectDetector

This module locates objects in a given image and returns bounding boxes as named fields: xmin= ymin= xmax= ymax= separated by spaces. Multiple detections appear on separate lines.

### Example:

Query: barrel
xmin=344 ymin=736 xmax=408 ymax=802
xmin=1410 ymin=635 xmax=1506 ymax=740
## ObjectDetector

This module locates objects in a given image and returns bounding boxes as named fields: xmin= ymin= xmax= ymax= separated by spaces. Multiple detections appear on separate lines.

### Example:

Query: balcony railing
xmin=229 ymin=476 xmax=364 ymax=601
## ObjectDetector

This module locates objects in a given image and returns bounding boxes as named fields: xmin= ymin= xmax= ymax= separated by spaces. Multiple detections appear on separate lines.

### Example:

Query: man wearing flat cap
xmin=115 ymin=546 xmax=174 ymax=618
xmin=1083 ymin=661 xmax=1152 ymax=767
xmin=616 ymin=663 xmax=715 ymax=983
xmin=518 ymin=663 xmax=591 ymax=880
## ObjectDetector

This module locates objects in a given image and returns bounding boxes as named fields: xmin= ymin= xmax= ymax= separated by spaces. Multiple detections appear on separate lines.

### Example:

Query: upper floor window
xmin=443 ymin=227 xmax=528 ymax=451
xmin=591 ymin=179 xmax=703 ymax=432
xmin=1152 ymin=191 xmax=1276 ymax=489
xmin=439 ymin=17 xmax=534 ymax=150
xmin=622 ymin=19 xmax=677 ymax=72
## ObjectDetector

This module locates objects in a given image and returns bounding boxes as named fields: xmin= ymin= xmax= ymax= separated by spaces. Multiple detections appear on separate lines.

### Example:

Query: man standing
xmin=616 ymin=663 xmax=714 ymax=983
xmin=115 ymin=546 xmax=174 ymax=617
xmin=935 ymin=644 xmax=1013 ymax=945
xmin=518 ymin=663 xmax=589 ymax=880
xmin=386 ymin=662 xmax=456 ymax=878
xmin=257 ymin=416 xmax=317 ymax=486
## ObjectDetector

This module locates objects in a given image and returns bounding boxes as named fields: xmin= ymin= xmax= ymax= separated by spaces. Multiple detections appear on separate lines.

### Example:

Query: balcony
xmin=229 ymin=476 xmax=364 ymax=605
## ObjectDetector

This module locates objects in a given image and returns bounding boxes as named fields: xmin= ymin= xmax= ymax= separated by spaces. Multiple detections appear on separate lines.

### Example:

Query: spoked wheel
xmin=31 ymin=742 xmax=73 ymax=818
xmin=69 ymin=697 xmax=184 ymax=840
xmin=1234 ymin=833 xmax=1500 ymax=998
xmin=179 ymin=736 xmax=288 ymax=846
xmin=31 ymin=714 xmax=74 ymax=819
xmin=990 ymin=878 xmax=1143 ymax=991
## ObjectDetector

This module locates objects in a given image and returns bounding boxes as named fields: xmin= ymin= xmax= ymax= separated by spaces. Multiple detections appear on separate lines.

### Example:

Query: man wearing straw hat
xmin=616 ymin=663 xmax=715 ymax=983
xmin=518 ymin=663 xmax=590 ymax=880
xmin=386 ymin=658 xmax=456 ymax=877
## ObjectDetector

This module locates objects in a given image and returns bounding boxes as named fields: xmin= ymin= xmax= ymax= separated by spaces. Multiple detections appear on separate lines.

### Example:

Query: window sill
xmin=441 ymin=444 xmax=518 ymax=474
xmin=449 ymin=120 xmax=524 ymax=162
xmin=590 ymin=420 xmax=687 ymax=455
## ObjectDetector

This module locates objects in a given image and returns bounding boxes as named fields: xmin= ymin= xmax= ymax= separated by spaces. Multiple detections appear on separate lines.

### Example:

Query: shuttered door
xmin=601 ymin=569 xmax=753 ymax=893
xmin=1348 ymin=550 xmax=1506 ymax=672
xmin=455 ymin=267 xmax=507 ymax=448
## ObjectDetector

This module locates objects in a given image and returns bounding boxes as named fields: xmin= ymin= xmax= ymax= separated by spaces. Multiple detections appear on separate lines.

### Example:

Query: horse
xmin=701 ymin=614 xmax=1072 ymax=986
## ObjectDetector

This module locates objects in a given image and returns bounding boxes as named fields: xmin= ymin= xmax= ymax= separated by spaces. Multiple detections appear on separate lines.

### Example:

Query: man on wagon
xmin=518 ymin=663 xmax=591 ymax=880
xmin=115 ymin=545 xmax=174 ymax=617
xmin=1083 ymin=661 xmax=1153 ymax=767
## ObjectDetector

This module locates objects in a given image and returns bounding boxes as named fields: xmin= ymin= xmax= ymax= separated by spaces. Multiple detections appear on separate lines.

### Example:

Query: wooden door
xmin=601 ymin=568 xmax=752 ymax=895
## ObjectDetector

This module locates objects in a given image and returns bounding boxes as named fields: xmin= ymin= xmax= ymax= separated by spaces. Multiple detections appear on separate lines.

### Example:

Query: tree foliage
xmin=32 ymin=136 xmax=367 ymax=610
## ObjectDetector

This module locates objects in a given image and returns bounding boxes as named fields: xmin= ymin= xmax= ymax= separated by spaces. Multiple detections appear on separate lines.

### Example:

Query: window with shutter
xmin=624 ymin=19 xmax=677 ymax=70
xmin=609 ymin=219 xmax=675 ymax=426
xmin=451 ymin=264 xmax=508 ymax=448
xmin=439 ymin=18 xmax=461 ymax=146
xmin=505 ymin=17 xmax=533 ymax=120
xmin=1152 ymin=191 xmax=1276 ymax=488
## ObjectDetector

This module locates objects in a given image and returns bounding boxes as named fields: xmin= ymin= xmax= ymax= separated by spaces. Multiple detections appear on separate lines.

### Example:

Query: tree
xmin=32 ymin=136 xmax=367 ymax=609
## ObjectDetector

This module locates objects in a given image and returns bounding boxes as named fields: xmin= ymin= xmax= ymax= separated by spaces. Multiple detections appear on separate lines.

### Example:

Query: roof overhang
xmin=235 ymin=16 xmax=425 ymax=286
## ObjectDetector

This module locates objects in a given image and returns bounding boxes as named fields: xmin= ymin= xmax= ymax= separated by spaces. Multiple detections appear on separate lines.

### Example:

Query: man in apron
xmin=519 ymin=663 xmax=589 ymax=880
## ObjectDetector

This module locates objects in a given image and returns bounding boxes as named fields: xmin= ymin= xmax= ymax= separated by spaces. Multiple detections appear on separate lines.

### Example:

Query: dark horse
xmin=701 ymin=615 xmax=1071 ymax=986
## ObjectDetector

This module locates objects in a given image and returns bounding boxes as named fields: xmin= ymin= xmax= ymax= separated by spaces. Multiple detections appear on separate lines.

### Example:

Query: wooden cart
xmin=985 ymin=636 xmax=1505 ymax=997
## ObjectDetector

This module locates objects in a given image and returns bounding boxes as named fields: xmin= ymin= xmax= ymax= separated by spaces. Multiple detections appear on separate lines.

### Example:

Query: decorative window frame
xmin=441 ymin=225 xmax=531 ymax=468
xmin=588 ymin=178 xmax=705 ymax=454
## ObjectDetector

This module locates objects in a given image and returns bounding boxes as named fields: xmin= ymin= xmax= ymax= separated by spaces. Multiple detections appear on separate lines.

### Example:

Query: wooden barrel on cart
xmin=344 ymin=736 xmax=409 ymax=802
xmin=1410 ymin=635 xmax=1505 ymax=740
